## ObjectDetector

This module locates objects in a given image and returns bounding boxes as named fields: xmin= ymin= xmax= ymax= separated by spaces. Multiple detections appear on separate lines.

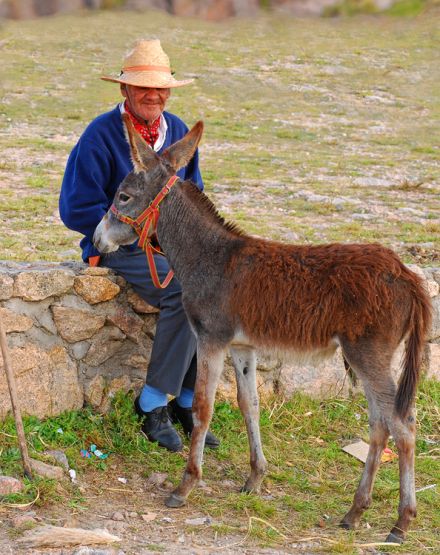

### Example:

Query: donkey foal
xmin=94 ymin=116 xmax=432 ymax=544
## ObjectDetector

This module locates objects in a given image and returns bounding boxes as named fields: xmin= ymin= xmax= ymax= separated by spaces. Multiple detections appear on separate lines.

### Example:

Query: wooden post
xmin=0 ymin=319 xmax=33 ymax=480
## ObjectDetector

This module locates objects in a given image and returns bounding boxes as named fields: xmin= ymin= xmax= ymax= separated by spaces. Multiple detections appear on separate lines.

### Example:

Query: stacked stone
xmin=0 ymin=261 xmax=439 ymax=420
xmin=0 ymin=261 xmax=158 ymax=419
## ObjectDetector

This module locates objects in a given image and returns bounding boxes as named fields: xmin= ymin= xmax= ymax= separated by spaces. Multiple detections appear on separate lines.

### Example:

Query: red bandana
xmin=124 ymin=102 xmax=161 ymax=148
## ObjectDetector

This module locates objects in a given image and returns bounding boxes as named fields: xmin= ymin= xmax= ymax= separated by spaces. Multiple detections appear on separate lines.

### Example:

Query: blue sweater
xmin=59 ymin=106 xmax=203 ymax=262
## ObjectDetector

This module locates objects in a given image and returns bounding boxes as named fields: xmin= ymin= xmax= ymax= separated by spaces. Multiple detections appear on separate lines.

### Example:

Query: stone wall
xmin=0 ymin=260 xmax=438 ymax=419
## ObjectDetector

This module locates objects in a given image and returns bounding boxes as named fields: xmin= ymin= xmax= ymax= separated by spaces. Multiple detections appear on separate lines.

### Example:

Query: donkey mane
xmin=181 ymin=181 xmax=245 ymax=237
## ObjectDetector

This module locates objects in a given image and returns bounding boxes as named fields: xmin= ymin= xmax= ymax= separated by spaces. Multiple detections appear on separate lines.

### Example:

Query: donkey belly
xmin=231 ymin=328 xmax=339 ymax=365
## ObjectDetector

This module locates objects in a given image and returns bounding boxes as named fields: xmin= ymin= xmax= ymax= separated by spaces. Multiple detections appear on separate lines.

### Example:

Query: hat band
xmin=123 ymin=65 xmax=171 ymax=74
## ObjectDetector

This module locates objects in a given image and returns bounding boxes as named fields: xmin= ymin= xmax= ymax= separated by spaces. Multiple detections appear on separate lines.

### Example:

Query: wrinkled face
xmin=121 ymin=84 xmax=170 ymax=124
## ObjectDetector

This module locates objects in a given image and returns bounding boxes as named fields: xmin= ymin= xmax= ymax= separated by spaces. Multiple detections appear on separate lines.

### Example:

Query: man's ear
xmin=162 ymin=121 xmax=204 ymax=171
xmin=122 ymin=113 xmax=158 ymax=173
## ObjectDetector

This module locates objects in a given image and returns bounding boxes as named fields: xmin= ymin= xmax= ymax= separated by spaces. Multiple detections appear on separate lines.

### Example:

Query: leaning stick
xmin=0 ymin=318 xmax=33 ymax=479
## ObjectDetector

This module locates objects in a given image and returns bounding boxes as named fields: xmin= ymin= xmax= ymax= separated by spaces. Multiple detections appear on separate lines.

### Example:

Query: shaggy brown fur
xmin=228 ymin=240 xmax=431 ymax=418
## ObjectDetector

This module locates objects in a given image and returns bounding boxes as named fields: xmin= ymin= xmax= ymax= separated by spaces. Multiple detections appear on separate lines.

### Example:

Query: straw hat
xmin=101 ymin=39 xmax=193 ymax=88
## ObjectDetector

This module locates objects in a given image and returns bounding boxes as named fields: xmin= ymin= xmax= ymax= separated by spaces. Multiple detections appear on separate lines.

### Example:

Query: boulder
xmin=0 ymin=476 xmax=24 ymax=496
xmin=107 ymin=306 xmax=144 ymax=341
xmin=0 ymin=307 xmax=33 ymax=333
xmin=0 ymin=344 xmax=83 ymax=419
xmin=74 ymin=275 xmax=120 ymax=305
xmin=0 ymin=273 xmax=14 ymax=300
xmin=30 ymin=458 xmax=65 ymax=480
xmin=52 ymin=306 xmax=106 ymax=342
xmin=276 ymin=351 xmax=348 ymax=398
xmin=427 ymin=344 xmax=440 ymax=380
xmin=84 ymin=326 xmax=126 ymax=366
xmin=429 ymin=296 xmax=440 ymax=340
xmin=84 ymin=374 xmax=106 ymax=408
xmin=127 ymin=289 xmax=159 ymax=314
xmin=13 ymin=269 xmax=74 ymax=301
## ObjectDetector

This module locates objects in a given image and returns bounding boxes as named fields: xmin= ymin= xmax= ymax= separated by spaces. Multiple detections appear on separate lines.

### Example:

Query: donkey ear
xmin=122 ymin=113 xmax=158 ymax=173
xmin=162 ymin=121 xmax=204 ymax=171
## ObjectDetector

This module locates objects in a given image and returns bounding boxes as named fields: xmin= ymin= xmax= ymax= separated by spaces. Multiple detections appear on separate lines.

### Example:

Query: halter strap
xmin=110 ymin=175 xmax=179 ymax=288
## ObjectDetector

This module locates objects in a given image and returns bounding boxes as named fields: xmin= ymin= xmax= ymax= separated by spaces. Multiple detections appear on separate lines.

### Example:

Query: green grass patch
xmin=1 ymin=381 xmax=438 ymax=551
xmin=0 ymin=9 xmax=439 ymax=264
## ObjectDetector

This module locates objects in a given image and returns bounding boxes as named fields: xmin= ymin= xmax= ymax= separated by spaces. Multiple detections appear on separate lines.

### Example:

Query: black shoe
xmin=168 ymin=398 xmax=220 ymax=449
xmin=134 ymin=396 xmax=183 ymax=452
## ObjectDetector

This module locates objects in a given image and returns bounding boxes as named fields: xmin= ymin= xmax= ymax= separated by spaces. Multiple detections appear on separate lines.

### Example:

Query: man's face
xmin=121 ymin=84 xmax=171 ymax=123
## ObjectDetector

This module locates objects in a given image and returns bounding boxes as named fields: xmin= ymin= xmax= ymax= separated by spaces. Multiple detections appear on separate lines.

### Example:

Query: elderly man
xmin=60 ymin=39 xmax=219 ymax=452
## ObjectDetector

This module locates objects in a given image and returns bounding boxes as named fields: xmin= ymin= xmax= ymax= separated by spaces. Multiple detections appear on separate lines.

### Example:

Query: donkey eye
xmin=119 ymin=192 xmax=131 ymax=203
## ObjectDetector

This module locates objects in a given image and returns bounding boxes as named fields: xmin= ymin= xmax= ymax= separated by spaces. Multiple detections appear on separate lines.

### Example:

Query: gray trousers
xmin=101 ymin=246 xmax=197 ymax=396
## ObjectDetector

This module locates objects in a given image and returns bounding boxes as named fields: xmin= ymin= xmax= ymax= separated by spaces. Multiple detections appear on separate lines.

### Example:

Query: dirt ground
xmin=0 ymin=462 xmax=326 ymax=555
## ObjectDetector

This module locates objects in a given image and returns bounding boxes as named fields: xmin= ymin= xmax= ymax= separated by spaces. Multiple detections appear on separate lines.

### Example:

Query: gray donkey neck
xmin=156 ymin=180 xmax=245 ymax=289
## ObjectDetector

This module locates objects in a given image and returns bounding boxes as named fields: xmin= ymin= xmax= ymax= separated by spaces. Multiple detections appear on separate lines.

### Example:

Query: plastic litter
xmin=381 ymin=446 xmax=398 ymax=463
xmin=80 ymin=449 xmax=92 ymax=458
xmin=69 ymin=469 xmax=77 ymax=483
xmin=90 ymin=444 xmax=108 ymax=460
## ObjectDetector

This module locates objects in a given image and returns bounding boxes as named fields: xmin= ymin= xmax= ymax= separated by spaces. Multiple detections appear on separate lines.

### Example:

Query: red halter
xmin=110 ymin=175 xmax=179 ymax=288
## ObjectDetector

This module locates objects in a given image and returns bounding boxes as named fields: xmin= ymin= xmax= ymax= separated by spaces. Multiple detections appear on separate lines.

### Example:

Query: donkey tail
xmin=395 ymin=279 xmax=432 ymax=420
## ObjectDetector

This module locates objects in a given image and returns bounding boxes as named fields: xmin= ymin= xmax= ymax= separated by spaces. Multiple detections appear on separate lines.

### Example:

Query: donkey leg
xmin=385 ymin=409 xmax=417 ymax=544
xmin=165 ymin=342 xmax=225 ymax=508
xmin=341 ymin=386 xmax=390 ymax=530
xmin=339 ymin=340 xmax=396 ymax=530
xmin=230 ymin=346 xmax=267 ymax=493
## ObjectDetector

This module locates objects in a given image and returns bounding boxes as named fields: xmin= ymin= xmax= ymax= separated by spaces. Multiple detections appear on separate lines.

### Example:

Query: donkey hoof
xmin=240 ymin=483 xmax=259 ymax=494
xmin=385 ymin=532 xmax=404 ymax=545
xmin=165 ymin=493 xmax=186 ymax=508
xmin=339 ymin=520 xmax=354 ymax=530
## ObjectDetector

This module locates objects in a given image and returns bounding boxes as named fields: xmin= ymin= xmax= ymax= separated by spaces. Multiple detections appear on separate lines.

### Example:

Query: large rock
xmin=427 ymin=344 xmax=440 ymax=380
xmin=0 ymin=476 xmax=24 ymax=496
xmin=429 ymin=296 xmax=440 ymax=340
xmin=84 ymin=374 xmax=106 ymax=408
xmin=49 ymin=346 xmax=84 ymax=414
xmin=0 ymin=273 xmax=14 ymax=300
xmin=73 ymin=275 xmax=120 ymax=305
xmin=13 ymin=269 xmax=74 ymax=301
xmin=275 ymin=351 xmax=348 ymax=398
xmin=407 ymin=264 xmax=439 ymax=298
xmin=0 ymin=307 xmax=33 ymax=333
xmin=52 ymin=306 xmax=106 ymax=342
xmin=81 ymin=266 xmax=110 ymax=276
xmin=0 ymin=344 xmax=83 ymax=418
xmin=29 ymin=458 xmax=65 ymax=480
xmin=107 ymin=306 xmax=145 ymax=341
xmin=84 ymin=326 xmax=126 ymax=366
xmin=127 ymin=289 xmax=159 ymax=314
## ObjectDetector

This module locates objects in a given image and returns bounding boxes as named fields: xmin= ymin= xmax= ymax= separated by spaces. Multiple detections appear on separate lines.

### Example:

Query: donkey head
xmin=93 ymin=114 xmax=204 ymax=253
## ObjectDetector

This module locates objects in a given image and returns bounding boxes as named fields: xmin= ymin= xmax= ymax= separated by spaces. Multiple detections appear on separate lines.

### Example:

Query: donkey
xmin=94 ymin=116 xmax=432 ymax=544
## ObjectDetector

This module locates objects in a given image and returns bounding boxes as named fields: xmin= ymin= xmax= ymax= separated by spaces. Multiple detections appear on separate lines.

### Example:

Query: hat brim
xmin=101 ymin=71 xmax=193 ymax=88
